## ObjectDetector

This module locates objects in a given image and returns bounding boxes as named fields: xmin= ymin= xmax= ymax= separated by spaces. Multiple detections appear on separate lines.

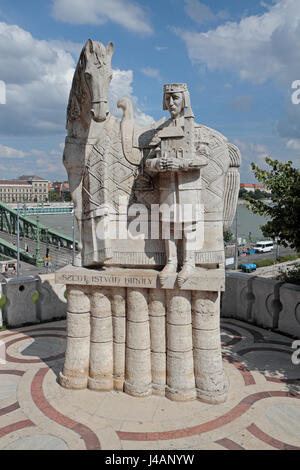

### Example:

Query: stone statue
xmin=144 ymin=83 xmax=209 ymax=287
xmin=58 ymin=39 xmax=242 ymax=405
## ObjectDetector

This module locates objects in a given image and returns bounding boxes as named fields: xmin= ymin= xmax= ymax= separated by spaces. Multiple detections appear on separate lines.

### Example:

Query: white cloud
xmin=0 ymin=22 xmax=75 ymax=135
xmin=233 ymin=139 xmax=247 ymax=151
xmin=177 ymin=0 xmax=300 ymax=85
xmin=0 ymin=144 xmax=25 ymax=159
xmin=52 ymin=0 xmax=152 ymax=34
xmin=140 ymin=67 xmax=162 ymax=82
xmin=286 ymin=138 xmax=300 ymax=150
xmin=184 ymin=0 xmax=229 ymax=25
xmin=0 ymin=21 xmax=154 ymax=135
xmin=249 ymin=143 xmax=268 ymax=153
xmin=110 ymin=69 xmax=154 ymax=126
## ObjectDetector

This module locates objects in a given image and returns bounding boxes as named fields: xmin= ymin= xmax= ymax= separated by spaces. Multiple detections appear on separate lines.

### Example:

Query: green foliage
xmin=239 ymin=188 xmax=248 ymax=199
xmin=32 ymin=291 xmax=39 ymax=304
xmin=250 ymin=189 xmax=270 ymax=200
xmin=277 ymin=254 xmax=300 ymax=263
xmin=239 ymin=188 xmax=269 ymax=200
xmin=279 ymin=265 xmax=300 ymax=286
xmin=223 ymin=229 xmax=233 ymax=243
xmin=254 ymin=259 xmax=275 ymax=268
xmin=63 ymin=191 xmax=71 ymax=202
xmin=0 ymin=295 xmax=6 ymax=310
xmin=48 ymin=191 xmax=60 ymax=202
xmin=246 ymin=157 xmax=300 ymax=251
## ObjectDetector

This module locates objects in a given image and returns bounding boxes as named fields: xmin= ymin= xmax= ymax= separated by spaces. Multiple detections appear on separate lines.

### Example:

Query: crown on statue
xmin=164 ymin=83 xmax=187 ymax=94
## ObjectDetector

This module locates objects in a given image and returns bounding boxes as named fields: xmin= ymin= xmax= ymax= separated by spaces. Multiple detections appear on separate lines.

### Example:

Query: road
xmin=238 ymin=245 xmax=297 ymax=264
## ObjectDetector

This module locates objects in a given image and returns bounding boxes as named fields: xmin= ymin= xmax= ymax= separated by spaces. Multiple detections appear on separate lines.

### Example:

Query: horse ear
xmin=106 ymin=42 xmax=114 ymax=59
xmin=85 ymin=38 xmax=94 ymax=54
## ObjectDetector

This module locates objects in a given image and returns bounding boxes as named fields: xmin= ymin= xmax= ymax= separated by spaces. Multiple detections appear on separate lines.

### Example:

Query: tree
xmin=63 ymin=191 xmax=71 ymax=202
xmin=223 ymin=229 xmax=233 ymax=243
xmin=246 ymin=157 xmax=300 ymax=251
xmin=48 ymin=191 xmax=60 ymax=202
xmin=239 ymin=188 xmax=248 ymax=199
xmin=251 ymin=189 xmax=270 ymax=200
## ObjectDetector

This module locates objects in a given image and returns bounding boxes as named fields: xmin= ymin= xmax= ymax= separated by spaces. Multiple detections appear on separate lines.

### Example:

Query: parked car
xmin=252 ymin=241 xmax=274 ymax=253
xmin=241 ymin=263 xmax=257 ymax=273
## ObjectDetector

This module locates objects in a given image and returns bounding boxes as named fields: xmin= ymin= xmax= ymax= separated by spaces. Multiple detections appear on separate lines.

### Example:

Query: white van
xmin=253 ymin=241 xmax=274 ymax=253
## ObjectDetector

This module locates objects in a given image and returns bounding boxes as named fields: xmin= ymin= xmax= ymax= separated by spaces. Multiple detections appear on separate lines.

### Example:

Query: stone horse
xmin=63 ymin=39 xmax=114 ymax=266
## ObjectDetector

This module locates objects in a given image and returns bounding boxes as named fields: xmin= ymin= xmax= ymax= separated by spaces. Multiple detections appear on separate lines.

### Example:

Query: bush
xmin=277 ymin=253 xmax=300 ymax=263
xmin=255 ymin=259 xmax=275 ymax=268
xmin=279 ymin=265 xmax=300 ymax=286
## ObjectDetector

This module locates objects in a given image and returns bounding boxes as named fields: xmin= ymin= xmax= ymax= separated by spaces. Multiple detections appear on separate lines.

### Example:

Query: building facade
xmin=0 ymin=176 xmax=49 ymax=203
xmin=51 ymin=181 xmax=70 ymax=200
xmin=240 ymin=183 xmax=270 ymax=193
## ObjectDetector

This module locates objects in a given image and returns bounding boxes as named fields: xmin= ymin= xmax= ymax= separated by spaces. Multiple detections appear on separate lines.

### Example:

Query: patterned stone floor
xmin=0 ymin=318 xmax=300 ymax=450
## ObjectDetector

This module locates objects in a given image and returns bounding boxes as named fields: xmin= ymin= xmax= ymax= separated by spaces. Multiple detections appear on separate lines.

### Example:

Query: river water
xmin=37 ymin=204 xmax=268 ymax=243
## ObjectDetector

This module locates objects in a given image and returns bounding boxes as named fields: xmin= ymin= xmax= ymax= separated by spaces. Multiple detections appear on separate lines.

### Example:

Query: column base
xmin=88 ymin=376 xmax=113 ymax=391
xmin=113 ymin=377 xmax=125 ymax=392
xmin=124 ymin=381 xmax=152 ymax=398
xmin=165 ymin=386 xmax=197 ymax=402
xmin=196 ymin=375 xmax=229 ymax=404
xmin=152 ymin=384 xmax=166 ymax=397
xmin=59 ymin=372 xmax=88 ymax=390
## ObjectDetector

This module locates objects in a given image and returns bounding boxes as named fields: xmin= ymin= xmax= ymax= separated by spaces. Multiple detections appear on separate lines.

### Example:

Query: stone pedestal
xmin=56 ymin=265 xmax=227 ymax=404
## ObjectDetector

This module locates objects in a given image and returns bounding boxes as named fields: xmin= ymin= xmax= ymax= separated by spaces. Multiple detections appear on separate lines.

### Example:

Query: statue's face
xmin=165 ymin=92 xmax=184 ymax=119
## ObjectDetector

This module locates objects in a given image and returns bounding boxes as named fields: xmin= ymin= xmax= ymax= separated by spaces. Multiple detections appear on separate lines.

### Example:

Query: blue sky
xmin=0 ymin=0 xmax=299 ymax=182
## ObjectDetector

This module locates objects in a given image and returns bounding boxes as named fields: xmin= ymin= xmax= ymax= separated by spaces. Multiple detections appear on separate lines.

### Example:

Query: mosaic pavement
xmin=0 ymin=318 xmax=300 ymax=450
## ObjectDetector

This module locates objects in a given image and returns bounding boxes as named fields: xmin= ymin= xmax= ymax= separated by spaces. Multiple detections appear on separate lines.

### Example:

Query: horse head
xmin=67 ymin=39 xmax=114 ymax=129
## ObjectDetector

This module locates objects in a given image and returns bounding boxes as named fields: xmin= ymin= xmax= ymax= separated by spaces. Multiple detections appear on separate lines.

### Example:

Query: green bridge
xmin=0 ymin=201 xmax=77 ymax=266
xmin=18 ymin=205 xmax=74 ymax=215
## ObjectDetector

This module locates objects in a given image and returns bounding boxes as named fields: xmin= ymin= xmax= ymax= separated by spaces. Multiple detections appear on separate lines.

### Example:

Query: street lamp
xmin=72 ymin=209 xmax=76 ymax=265
xmin=234 ymin=210 xmax=239 ymax=270
xmin=16 ymin=202 xmax=20 ymax=277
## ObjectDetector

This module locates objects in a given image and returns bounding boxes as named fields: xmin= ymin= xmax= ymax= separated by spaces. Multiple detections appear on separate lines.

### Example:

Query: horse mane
xmin=66 ymin=40 xmax=112 ymax=129
xmin=66 ymin=53 xmax=88 ymax=128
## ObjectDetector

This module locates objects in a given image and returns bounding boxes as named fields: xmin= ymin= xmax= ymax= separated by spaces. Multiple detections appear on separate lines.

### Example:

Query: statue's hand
xmin=165 ymin=158 xmax=182 ymax=171
xmin=154 ymin=158 xmax=165 ymax=171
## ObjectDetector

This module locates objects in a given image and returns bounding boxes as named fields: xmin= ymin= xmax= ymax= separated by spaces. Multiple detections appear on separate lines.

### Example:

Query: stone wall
xmin=1 ymin=270 xmax=299 ymax=340
xmin=0 ymin=274 xmax=66 ymax=328
xmin=221 ymin=272 xmax=300 ymax=338
xmin=245 ymin=258 xmax=300 ymax=279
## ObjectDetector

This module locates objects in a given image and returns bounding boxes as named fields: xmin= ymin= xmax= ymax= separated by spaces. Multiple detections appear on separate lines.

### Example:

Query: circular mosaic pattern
xmin=0 ymin=320 xmax=299 ymax=450
xmin=4 ymin=434 xmax=68 ymax=450
xmin=5 ymin=334 xmax=66 ymax=363
xmin=265 ymin=403 xmax=300 ymax=439
xmin=0 ymin=379 xmax=17 ymax=401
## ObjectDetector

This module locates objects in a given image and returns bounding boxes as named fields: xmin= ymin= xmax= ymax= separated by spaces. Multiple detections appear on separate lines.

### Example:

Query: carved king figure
xmin=145 ymin=83 xmax=210 ymax=286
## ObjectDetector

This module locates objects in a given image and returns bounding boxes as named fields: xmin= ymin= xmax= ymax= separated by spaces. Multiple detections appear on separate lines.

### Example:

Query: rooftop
xmin=18 ymin=175 xmax=48 ymax=182
xmin=0 ymin=180 xmax=31 ymax=185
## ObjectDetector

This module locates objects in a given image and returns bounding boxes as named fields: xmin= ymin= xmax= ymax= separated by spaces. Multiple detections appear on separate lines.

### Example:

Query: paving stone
xmin=4 ymin=434 xmax=68 ymax=450
xmin=0 ymin=319 xmax=299 ymax=450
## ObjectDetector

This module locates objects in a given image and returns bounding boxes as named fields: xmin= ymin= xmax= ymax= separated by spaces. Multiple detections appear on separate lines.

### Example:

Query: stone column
xmin=88 ymin=288 xmax=113 ymax=391
xmin=59 ymin=285 xmax=90 ymax=389
xmin=166 ymin=290 xmax=196 ymax=401
xmin=149 ymin=289 xmax=166 ymax=396
xmin=192 ymin=291 xmax=227 ymax=403
xmin=111 ymin=287 xmax=126 ymax=391
xmin=124 ymin=288 xmax=152 ymax=397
